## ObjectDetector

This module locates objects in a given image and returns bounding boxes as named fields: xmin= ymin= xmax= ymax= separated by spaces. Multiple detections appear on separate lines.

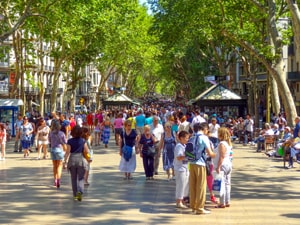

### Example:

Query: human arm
xmin=63 ymin=144 xmax=71 ymax=168
xmin=216 ymin=143 xmax=226 ymax=174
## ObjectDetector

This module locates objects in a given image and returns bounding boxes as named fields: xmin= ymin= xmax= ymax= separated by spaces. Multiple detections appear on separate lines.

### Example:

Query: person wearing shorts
xmin=48 ymin=120 xmax=66 ymax=188
xmin=114 ymin=113 xmax=124 ymax=145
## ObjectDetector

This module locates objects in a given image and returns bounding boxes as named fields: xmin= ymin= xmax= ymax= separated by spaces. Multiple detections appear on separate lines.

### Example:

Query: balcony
xmin=24 ymin=87 xmax=39 ymax=94
xmin=287 ymin=72 xmax=300 ymax=81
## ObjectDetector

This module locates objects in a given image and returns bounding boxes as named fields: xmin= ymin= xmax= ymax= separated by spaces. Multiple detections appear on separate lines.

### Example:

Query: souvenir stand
xmin=192 ymin=84 xmax=247 ymax=120
xmin=0 ymin=99 xmax=23 ymax=136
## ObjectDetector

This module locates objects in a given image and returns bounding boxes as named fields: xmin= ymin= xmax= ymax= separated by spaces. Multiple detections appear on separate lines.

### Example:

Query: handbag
xmin=212 ymin=178 xmax=222 ymax=191
xmin=146 ymin=145 xmax=156 ymax=157
xmin=205 ymin=158 xmax=211 ymax=176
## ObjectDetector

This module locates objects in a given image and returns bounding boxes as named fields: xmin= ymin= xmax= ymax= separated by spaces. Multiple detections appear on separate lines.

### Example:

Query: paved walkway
xmin=0 ymin=137 xmax=299 ymax=225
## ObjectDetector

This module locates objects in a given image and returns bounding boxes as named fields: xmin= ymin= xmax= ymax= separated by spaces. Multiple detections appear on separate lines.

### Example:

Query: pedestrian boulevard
xmin=0 ymin=139 xmax=299 ymax=225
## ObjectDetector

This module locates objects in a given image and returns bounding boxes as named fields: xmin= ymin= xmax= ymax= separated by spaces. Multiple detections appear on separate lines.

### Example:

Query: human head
xmin=218 ymin=127 xmax=232 ymax=145
xmin=51 ymin=119 xmax=61 ymax=132
xmin=211 ymin=117 xmax=217 ymax=124
xmin=153 ymin=116 xmax=159 ymax=125
xmin=294 ymin=116 xmax=300 ymax=124
xmin=178 ymin=130 xmax=189 ymax=144
xmin=265 ymin=123 xmax=271 ymax=129
xmin=81 ymin=126 xmax=90 ymax=140
xmin=285 ymin=126 xmax=291 ymax=133
xmin=23 ymin=116 xmax=29 ymax=124
xmin=124 ymin=119 xmax=132 ymax=130
xmin=194 ymin=122 xmax=209 ymax=134
xmin=164 ymin=121 xmax=172 ymax=130
xmin=71 ymin=125 xmax=82 ymax=138
xmin=144 ymin=125 xmax=151 ymax=135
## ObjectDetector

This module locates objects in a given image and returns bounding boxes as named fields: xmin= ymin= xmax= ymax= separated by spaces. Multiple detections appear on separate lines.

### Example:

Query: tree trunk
xmin=286 ymin=0 xmax=300 ymax=65
xmin=271 ymin=75 xmax=280 ymax=115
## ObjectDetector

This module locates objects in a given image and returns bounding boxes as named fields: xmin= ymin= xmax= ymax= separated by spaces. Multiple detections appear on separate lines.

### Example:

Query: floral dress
xmin=162 ymin=133 xmax=176 ymax=171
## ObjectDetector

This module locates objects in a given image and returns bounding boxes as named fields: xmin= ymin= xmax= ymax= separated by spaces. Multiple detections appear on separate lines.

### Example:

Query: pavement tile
xmin=0 ymin=139 xmax=299 ymax=225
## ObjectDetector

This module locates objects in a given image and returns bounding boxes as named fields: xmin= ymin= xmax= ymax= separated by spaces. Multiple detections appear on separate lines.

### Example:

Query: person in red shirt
xmin=86 ymin=112 xmax=94 ymax=132
xmin=69 ymin=114 xmax=76 ymax=130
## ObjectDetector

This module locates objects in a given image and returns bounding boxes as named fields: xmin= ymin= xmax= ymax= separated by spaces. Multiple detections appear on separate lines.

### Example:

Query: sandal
xmin=210 ymin=195 xmax=219 ymax=204
xmin=215 ymin=204 xmax=226 ymax=208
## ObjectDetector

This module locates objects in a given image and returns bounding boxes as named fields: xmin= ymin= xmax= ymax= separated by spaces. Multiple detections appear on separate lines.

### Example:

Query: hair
xmin=0 ymin=123 xmax=5 ymax=131
xmin=178 ymin=130 xmax=189 ymax=139
xmin=144 ymin=124 xmax=151 ymax=132
xmin=71 ymin=125 xmax=83 ymax=138
xmin=218 ymin=127 xmax=232 ymax=146
xmin=81 ymin=126 xmax=90 ymax=140
xmin=124 ymin=119 xmax=132 ymax=127
xmin=180 ymin=115 xmax=187 ymax=123
xmin=265 ymin=123 xmax=271 ymax=129
xmin=194 ymin=122 xmax=208 ymax=133
xmin=51 ymin=119 xmax=61 ymax=132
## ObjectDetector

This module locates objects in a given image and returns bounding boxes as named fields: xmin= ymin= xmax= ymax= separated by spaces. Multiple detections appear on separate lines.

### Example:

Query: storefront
xmin=192 ymin=84 xmax=247 ymax=119
xmin=0 ymin=99 xmax=23 ymax=136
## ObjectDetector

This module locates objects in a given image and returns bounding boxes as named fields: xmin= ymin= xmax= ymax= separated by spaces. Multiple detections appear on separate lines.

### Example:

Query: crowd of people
xmin=1 ymin=105 xmax=299 ymax=211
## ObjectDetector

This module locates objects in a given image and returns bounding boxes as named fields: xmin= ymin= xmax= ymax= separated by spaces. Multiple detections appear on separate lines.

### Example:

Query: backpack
xmin=185 ymin=134 xmax=202 ymax=161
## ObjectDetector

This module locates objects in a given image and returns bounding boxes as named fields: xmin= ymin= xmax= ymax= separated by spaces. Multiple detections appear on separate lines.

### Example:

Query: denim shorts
xmin=50 ymin=147 xmax=65 ymax=160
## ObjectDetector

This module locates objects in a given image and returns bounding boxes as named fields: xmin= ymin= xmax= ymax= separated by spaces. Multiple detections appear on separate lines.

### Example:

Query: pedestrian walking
xmin=19 ymin=116 xmax=33 ymax=158
xmin=64 ymin=125 xmax=89 ymax=201
xmin=138 ymin=125 xmax=156 ymax=180
xmin=48 ymin=120 xmax=66 ymax=188
xmin=160 ymin=122 xmax=176 ymax=180
xmin=35 ymin=118 xmax=50 ymax=160
xmin=119 ymin=119 xmax=138 ymax=180
xmin=0 ymin=123 xmax=7 ymax=160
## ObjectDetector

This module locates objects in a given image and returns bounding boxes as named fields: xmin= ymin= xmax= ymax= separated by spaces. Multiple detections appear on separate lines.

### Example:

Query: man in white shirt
xmin=150 ymin=116 xmax=164 ymax=175
xmin=208 ymin=117 xmax=220 ymax=148
xmin=191 ymin=110 xmax=206 ymax=131
xmin=14 ymin=114 xmax=23 ymax=152
xmin=244 ymin=114 xmax=254 ymax=145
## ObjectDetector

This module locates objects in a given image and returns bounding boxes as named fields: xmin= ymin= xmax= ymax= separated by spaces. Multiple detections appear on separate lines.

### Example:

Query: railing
xmin=24 ymin=87 xmax=39 ymax=94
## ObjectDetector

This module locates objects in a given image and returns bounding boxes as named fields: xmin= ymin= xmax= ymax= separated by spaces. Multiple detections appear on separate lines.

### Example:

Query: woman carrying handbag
xmin=119 ymin=119 xmax=138 ymax=180
xmin=137 ymin=125 xmax=157 ymax=180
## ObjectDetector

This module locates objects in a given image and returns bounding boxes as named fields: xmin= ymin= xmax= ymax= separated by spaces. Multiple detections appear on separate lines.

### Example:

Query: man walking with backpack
xmin=189 ymin=122 xmax=215 ymax=214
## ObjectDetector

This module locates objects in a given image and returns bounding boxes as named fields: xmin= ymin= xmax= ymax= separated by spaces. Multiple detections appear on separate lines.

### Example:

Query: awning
xmin=0 ymin=99 xmax=23 ymax=106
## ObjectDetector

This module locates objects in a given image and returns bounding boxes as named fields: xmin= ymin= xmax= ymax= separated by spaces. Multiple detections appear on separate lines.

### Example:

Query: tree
xmin=149 ymin=0 xmax=298 ymax=125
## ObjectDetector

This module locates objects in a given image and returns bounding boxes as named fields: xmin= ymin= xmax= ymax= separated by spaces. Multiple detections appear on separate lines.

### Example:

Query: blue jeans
xmin=289 ymin=147 xmax=300 ymax=166
xmin=244 ymin=131 xmax=253 ymax=144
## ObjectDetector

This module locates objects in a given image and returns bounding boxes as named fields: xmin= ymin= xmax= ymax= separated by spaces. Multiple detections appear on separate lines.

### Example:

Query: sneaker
xmin=176 ymin=203 xmax=188 ymax=209
xmin=76 ymin=192 xmax=82 ymax=201
xmin=287 ymin=165 xmax=294 ymax=169
xmin=195 ymin=208 xmax=211 ymax=214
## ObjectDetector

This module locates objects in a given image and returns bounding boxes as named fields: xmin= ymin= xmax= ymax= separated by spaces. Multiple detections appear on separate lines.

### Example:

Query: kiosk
xmin=0 ymin=99 xmax=23 ymax=137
